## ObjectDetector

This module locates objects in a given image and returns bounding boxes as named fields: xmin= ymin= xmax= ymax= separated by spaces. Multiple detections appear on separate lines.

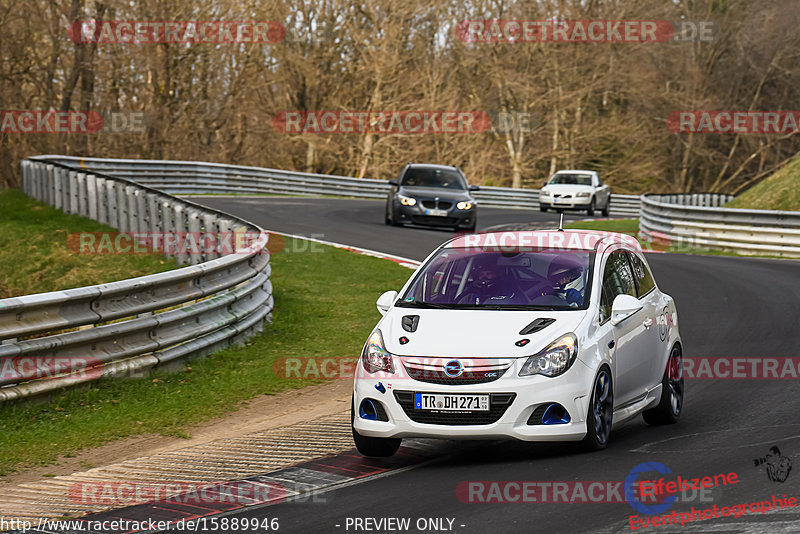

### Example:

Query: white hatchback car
xmin=539 ymin=170 xmax=611 ymax=216
xmin=352 ymin=230 xmax=683 ymax=456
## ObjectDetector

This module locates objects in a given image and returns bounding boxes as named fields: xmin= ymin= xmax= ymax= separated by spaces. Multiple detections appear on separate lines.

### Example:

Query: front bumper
xmin=395 ymin=201 xmax=475 ymax=228
xmin=353 ymin=358 xmax=594 ymax=442
xmin=540 ymin=196 xmax=592 ymax=210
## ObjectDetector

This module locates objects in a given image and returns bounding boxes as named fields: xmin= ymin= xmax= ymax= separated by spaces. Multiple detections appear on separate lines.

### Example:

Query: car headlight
xmin=519 ymin=333 xmax=578 ymax=377
xmin=539 ymin=190 xmax=549 ymax=197
xmin=361 ymin=330 xmax=395 ymax=374
xmin=576 ymin=192 xmax=591 ymax=198
xmin=399 ymin=195 xmax=416 ymax=206
xmin=456 ymin=201 xmax=472 ymax=210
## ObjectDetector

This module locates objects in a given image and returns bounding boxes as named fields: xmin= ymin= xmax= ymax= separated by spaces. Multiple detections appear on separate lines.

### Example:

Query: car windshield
xmin=398 ymin=248 xmax=594 ymax=310
xmin=550 ymin=173 xmax=593 ymax=186
xmin=401 ymin=168 xmax=466 ymax=189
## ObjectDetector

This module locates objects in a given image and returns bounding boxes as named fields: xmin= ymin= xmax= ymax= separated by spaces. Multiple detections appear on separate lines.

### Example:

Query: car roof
xmin=443 ymin=230 xmax=641 ymax=253
xmin=405 ymin=163 xmax=459 ymax=172
xmin=552 ymin=170 xmax=596 ymax=174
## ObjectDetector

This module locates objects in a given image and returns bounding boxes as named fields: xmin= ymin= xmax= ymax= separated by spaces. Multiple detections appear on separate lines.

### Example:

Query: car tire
xmin=643 ymin=344 xmax=684 ymax=425
xmin=587 ymin=197 xmax=596 ymax=217
xmin=540 ymin=205 xmax=547 ymax=212
xmin=387 ymin=206 xmax=401 ymax=227
xmin=601 ymin=198 xmax=610 ymax=217
xmin=351 ymin=396 xmax=402 ymax=457
xmin=582 ymin=367 xmax=613 ymax=451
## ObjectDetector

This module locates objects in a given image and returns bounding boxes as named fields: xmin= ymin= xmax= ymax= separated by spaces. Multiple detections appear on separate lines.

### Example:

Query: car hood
xmin=379 ymin=308 xmax=587 ymax=358
xmin=398 ymin=186 xmax=473 ymax=200
xmin=542 ymin=184 xmax=593 ymax=194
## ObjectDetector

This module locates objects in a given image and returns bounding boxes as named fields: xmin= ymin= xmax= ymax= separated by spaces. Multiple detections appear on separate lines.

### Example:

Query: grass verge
xmin=0 ymin=189 xmax=177 ymax=297
xmin=725 ymin=157 xmax=800 ymax=211
xmin=0 ymin=235 xmax=411 ymax=476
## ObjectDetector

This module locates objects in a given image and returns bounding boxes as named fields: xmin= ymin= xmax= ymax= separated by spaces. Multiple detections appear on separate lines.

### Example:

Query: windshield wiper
xmin=471 ymin=305 xmax=558 ymax=311
xmin=396 ymin=301 xmax=451 ymax=309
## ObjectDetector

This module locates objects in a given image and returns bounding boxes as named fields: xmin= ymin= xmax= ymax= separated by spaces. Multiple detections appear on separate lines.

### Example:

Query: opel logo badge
xmin=444 ymin=360 xmax=464 ymax=378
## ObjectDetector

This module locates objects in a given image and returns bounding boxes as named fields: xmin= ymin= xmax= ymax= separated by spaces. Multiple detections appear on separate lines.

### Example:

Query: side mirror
xmin=468 ymin=185 xmax=480 ymax=191
xmin=376 ymin=290 xmax=398 ymax=315
xmin=610 ymin=294 xmax=643 ymax=326
xmin=388 ymin=180 xmax=399 ymax=186
xmin=543 ymin=181 xmax=549 ymax=187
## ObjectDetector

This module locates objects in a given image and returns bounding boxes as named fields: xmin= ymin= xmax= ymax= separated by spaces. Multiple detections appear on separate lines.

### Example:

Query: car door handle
xmin=643 ymin=318 xmax=654 ymax=329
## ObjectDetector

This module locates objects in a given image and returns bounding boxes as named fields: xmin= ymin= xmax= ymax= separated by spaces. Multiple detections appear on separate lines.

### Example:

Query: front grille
xmin=394 ymin=390 xmax=516 ymax=425
xmin=420 ymin=200 xmax=453 ymax=209
xmin=411 ymin=215 xmax=459 ymax=226
xmin=403 ymin=364 xmax=509 ymax=385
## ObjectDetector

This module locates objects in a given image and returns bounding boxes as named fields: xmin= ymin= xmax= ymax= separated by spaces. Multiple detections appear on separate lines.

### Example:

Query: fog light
xmin=542 ymin=403 xmax=571 ymax=425
xmin=359 ymin=399 xmax=379 ymax=420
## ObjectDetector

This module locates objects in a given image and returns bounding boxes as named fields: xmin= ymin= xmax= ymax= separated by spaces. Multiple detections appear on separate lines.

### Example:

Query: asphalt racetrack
xmin=184 ymin=196 xmax=800 ymax=533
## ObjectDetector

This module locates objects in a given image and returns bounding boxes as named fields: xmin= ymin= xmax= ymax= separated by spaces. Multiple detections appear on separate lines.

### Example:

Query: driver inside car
xmin=537 ymin=255 xmax=585 ymax=306
xmin=456 ymin=255 xmax=522 ymax=305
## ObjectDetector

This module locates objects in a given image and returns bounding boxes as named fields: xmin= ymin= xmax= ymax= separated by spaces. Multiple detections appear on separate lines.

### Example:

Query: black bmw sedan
xmin=385 ymin=163 xmax=479 ymax=231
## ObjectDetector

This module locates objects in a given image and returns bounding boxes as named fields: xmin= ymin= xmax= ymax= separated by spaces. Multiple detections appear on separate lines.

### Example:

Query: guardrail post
xmin=106 ymin=180 xmax=119 ymax=229
xmin=76 ymin=173 xmax=88 ymax=216
xmin=116 ymin=182 xmax=129 ymax=232
xmin=217 ymin=218 xmax=234 ymax=256
xmin=146 ymin=193 xmax=161 ymax=232
xmin=202 ymin=212 xmax=219 ymax=260
xmin=20 ymin=160 xmax=29 ymax=196
xmin=31 ymin=162 xmax=40 ymax=201
xmin=41 ymin=163 xmax=50 ymax=203
xmin=28 ymin=162 xmax=37 ymax=200
xmin=95 ymin=177 xmax=107 ymax=224
xmin=173 ymin=204 xmax=188 ymax=265
xmin=62 ymin=169 xmax=70 ymax=212
xmin=68 ymin=171 xmax=79 ymax=214
xmin=86 ymin=174 xmax=98 ymax=220
xmin=126 ymin=186 xmax=139 ymax=233
xmin=44 ymin=164 xmax=56 ymax=206
xmin=35 ymin=163 xmax=45 ymax=201
xmin=187 ymin=208 xmax=202 ymax=265
xmin=53 ymin=167 xmax=63 ymax=210
xmin=161 ymin=199 xmax=176 ymax=260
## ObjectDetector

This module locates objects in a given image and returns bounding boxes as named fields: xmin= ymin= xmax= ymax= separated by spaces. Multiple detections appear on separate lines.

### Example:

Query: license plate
xmin=554 ymin=198 xmax=571 ymax=204
xmin=414 ymin=393 xmax=489 ymax=411
xmin=425 ymin=209 xmax=448 ymax=217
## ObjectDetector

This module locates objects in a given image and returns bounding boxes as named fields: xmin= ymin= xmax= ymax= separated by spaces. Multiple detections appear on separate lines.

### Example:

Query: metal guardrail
xmin=639 ymin=194 xmax=800 ymax=258
xmin=31 ymin=155 xmax=642 ymax=217
xmin=0 ymin=159 xmax=273 ymax=403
